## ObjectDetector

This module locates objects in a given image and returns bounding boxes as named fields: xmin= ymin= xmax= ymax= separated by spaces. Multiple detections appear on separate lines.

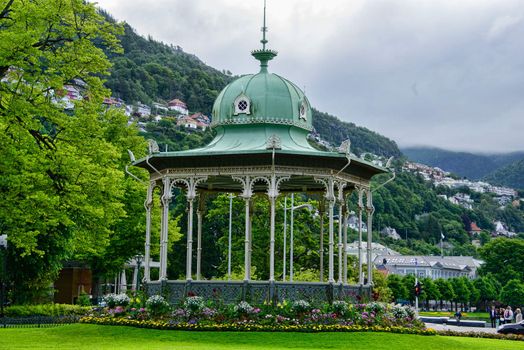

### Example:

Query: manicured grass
xmin=0 ymin=324 xmax=522 ymax=350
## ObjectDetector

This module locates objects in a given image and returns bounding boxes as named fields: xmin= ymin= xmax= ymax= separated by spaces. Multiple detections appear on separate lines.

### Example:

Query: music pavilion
xmin=131 ymin=13 xmax=388 ymax=304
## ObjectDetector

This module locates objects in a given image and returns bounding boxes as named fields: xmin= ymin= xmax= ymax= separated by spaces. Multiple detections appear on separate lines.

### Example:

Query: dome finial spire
xmin=252 ymin=0 xmax=277 ymax=72
xmin=261 ymin=0 xmax=268 ymax=50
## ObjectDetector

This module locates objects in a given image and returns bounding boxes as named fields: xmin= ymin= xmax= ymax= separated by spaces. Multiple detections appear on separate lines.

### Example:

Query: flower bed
xmin=79 ymin=316 xmax=436 ymax=335
xmin=79 ymin=295 xmax=524 ymax=341
xmin=85 ymin=295 xmax=427 ymax=333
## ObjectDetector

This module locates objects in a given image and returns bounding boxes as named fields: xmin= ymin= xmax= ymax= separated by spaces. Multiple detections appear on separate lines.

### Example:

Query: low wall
xmin=145 ymin=280 xmax=372 ymax=305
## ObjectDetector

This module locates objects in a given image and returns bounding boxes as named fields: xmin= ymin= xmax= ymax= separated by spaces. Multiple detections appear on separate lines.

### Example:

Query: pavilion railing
xmin=145 ymin=280 xmax=372 ymax=305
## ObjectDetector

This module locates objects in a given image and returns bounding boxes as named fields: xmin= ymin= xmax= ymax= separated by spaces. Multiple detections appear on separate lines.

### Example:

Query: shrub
xmin=291 ymin=300 xmax=311 ymax=314
xmin=146 ymin=295 xmax=170 ymax=317
xmin=5 ymin=304 xmax=90 ymax=317
xmin=76 ymin=292 xmax=91 ymax=306
xmin=332 ymin=300 xmax=349 ymax=316
xmin=234 ymin=301 xmax=254 ymax=317
xmin=183 ymin=296 xmax=205 ymax=315
xmin=104 ymin=293 xmax=130 ymax=308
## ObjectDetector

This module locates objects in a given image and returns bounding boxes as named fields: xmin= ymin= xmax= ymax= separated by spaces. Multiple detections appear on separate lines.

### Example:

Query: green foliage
xmin=479 ymin=238 xmax=524 ymax=286
xmin=100 ymin=12 xmax=232 ymax=115
xmin=372 ymin=270 xmax=393 ymax=302
xmin=0 ymin=0 xmax=147 ymax=302
xmin=484 ymin=158 xmax=524 ymax=190
xmin=312 ymin=109 xmax=401 ymax=157
xmin=434 ymin=278 xmax=455 ymax=305
xmin=76 ymin=292 xmax=91 ymax=307
xmin=500 ymin=279 xmax=524 ymax=307
xmin=5 ymin=304 xmax=90 ymax=317
xmin=387 ymin=274 xmax=408 ymax=302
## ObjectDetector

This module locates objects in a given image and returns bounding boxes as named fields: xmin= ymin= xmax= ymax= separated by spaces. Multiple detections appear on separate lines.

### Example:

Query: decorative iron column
xmin=318 ymin=198 xmax=325 ymax=282
xmin=336 ymin=182 xmax=346 ymax=284
xmin=328 ymin=197 xmax=335 ymax=283
xmin=159 ymin=177 xmax=172 ymax=280
xmin=267 ymin=175 xmax=286 ymax=282
xmin=248 ymin=198 xmax=254 ymax=279
xmin=289 ymin=193 xmax=294 ymax=282
xmin=233 ymin=176 xmax=253 ymax=281
xmin=357 ymin=187 xmax=364 ymax=285
xmin=196 ymin=193 xmax=206 ymax=281
xmin=186 ymin=196 xmax=195 ymax=281
xmin=366 ymin=189 xmax=375 ymax=285
xmin=343 ymin=202 xmax=349 ymax=284
xmin=143 ymin=181 xmax=155 ymax=282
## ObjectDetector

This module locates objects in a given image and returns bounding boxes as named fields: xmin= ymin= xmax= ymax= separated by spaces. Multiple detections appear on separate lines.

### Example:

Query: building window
xmin=234 ymin=94 xmax=251 ymax=115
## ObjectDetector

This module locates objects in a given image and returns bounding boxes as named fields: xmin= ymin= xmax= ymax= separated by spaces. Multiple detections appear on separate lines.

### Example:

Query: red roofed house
xmin=468 ymin=222 xmax=482 ymax=236
xmin=168 ymin=98 xmax=188 ymax=115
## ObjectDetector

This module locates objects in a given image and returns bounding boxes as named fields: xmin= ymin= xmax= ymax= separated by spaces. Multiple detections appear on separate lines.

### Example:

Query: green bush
xmin=5 ymin=304 xmax=91 ymax=317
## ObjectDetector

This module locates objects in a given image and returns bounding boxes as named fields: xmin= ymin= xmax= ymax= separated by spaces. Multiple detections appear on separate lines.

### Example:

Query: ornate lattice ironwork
xmin=248 ymin=282 xmax=271 ymax=304
xmin=186 ymin=281 xmax=244 ymax=304
xmin=275 ymin=282 xmax=330 ymax=304
xmin=144 ymin=281 xmax=370 ymax=305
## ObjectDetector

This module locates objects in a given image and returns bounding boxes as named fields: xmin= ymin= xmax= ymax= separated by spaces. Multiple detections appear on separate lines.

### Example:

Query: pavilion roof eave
xmin=132 ymin=149 xmax=388 ymax=180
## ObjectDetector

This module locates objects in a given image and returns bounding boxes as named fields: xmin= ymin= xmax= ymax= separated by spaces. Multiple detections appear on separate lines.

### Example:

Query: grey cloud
xmin=97 ymin=0 xmax=524 ymax=152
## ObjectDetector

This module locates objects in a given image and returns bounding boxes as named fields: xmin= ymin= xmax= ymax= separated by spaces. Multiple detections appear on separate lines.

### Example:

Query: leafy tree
xmin=402 ymin=274 xmax=417 ymax=303
xmin=434 ymin=278 xmax=455 ymax=310
xmin=479 ymin=238 xmax=524 ymax=286
xmin=387 ymin=274 xmax=408 ymax=302
xmin=0 ymin=0 xmax=146 ymax=302
xmin=474 ymin=275 xmax=499 ymax=310
xmin=500 ymin=279 xmax=524 ymax=308
xmin=420 ymin=277 xmax=441 ymax=310
xmin=372 ymin=270 xmax=392 ymax=302
xmin=450 ymin=277 xmax=470 ymax=311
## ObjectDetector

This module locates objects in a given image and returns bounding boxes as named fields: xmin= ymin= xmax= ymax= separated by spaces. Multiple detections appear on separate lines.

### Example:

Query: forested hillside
xmin=402 ymin=146 xmax=524 ymax=182
xmin=312 ymin=109 xmax=401 ymax=157
xmin=101 ymin=11 xmax=232 ymax=115
xmin=484 ymin=159 xmax=524 ymax=190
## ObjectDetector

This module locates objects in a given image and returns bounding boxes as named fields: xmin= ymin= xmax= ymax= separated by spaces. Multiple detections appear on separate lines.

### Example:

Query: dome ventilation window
xmin=299 ymin=100 xmax=308 ymax=121
xmin=234 ymin=94 xmax=251 ymax=115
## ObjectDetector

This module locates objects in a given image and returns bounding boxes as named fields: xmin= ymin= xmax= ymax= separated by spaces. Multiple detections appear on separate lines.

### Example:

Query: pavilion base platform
xmin=145 ymin=280 xmax=371 ymax=305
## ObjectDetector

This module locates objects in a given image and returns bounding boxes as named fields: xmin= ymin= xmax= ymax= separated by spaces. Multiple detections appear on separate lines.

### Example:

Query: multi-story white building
xmin=374 ymin=255 xmax=483 ymax=280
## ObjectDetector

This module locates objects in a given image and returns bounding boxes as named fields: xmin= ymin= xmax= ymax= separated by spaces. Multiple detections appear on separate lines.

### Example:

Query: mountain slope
xmin=313 ymin=109 xmax=401 ymax=157
xmin=101 ymin=12 xmax=232 ymax=115
xmin=402 ymin=146 xmax=524 ymax=180
xmin=484 ymin=159 xmax=524 ymax=190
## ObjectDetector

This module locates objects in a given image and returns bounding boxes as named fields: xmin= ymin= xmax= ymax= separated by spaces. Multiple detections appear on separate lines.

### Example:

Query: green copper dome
xmin=211 ymin=52 xmax=312 ymax=132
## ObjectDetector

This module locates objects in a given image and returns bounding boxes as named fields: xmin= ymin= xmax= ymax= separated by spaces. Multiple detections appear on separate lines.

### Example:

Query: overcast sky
xmin=96 ymin=0 xmax=524 ymax=153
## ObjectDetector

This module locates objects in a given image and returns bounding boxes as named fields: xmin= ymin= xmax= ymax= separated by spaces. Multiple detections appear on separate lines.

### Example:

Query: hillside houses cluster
xmin=54 ymin=79 xmax=211 ymax=132
xmin=403 ymin=161 xmax=518 ymax=198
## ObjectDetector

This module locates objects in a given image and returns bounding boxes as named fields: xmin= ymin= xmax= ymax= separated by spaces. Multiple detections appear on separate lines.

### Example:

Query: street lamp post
xmin=282 ymin=196 xmax=287 ymax=281
xmin=135 ymin=254 xmax=143 ymax=293
xmin=286 ymin=197 xmax=313 ymax=282
xmin=0 ymin=234 xmax=7 ymax=318
xmin=414 ymin=258 xmax=419 ymax=316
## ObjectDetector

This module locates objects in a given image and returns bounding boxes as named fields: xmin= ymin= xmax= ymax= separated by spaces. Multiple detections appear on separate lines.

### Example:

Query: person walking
xmin=515 ymin=308 xmax=522 ymax=323
xmin=504 ymin=306 xmax=514 ymax=324
xmin=489 ymin=305 xmax=497 ymax=328
xmin=499 ymin=307 xmax=505 ymax=325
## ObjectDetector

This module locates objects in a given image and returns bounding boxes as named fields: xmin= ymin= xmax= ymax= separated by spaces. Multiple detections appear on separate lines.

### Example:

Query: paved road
xmin=425 ymin=322 xmax=498 ymax=334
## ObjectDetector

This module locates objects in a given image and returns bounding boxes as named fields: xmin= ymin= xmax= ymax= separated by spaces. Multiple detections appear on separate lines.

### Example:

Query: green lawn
xmin=0 ymin=324 xmax=522 ymax=350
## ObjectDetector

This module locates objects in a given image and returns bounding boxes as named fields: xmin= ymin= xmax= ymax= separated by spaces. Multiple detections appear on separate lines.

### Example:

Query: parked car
xmin=497 ymin=320 xmax=524 ymax=335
